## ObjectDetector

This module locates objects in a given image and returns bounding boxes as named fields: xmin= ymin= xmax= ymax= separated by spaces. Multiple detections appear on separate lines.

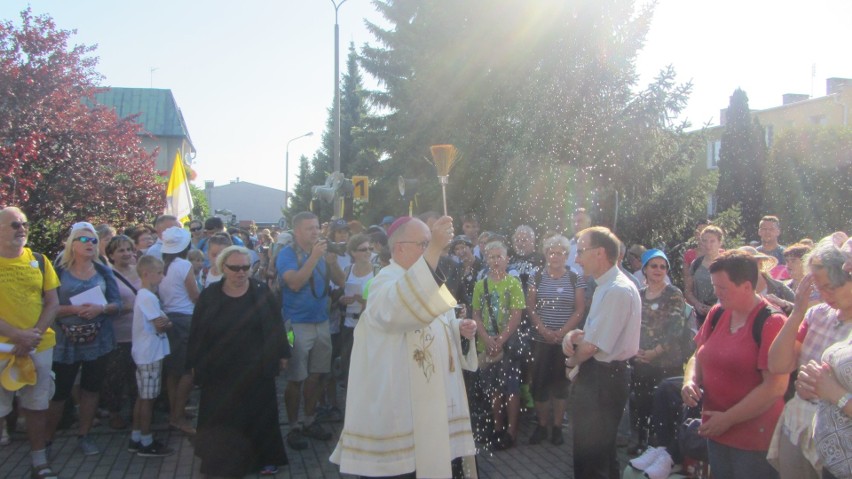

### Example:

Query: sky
xmin=2 ymin=0 xmax=850 ymax=193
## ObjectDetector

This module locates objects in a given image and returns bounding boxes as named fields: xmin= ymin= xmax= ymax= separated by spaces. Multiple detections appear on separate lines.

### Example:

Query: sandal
xmin=31 ymin=464 xmax=58 ymax=479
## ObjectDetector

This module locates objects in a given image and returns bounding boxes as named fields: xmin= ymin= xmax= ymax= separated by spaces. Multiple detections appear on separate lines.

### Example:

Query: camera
xmin=321 ymin=238 xmax=348 ymax=256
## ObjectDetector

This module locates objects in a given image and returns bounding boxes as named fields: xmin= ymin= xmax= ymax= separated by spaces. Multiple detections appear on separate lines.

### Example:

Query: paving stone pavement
xmin=0 ymin=377 xmax=634 ymax=478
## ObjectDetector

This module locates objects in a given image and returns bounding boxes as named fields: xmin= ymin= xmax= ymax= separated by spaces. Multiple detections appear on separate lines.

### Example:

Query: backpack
xmin=707 ymin=304 xmax=796 ymax=400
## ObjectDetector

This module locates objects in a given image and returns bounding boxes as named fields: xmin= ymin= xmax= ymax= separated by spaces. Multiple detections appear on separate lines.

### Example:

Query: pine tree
xmin=286 ymin=155 xmax=314 ymax=217
xmin=715 ymin=88 xmax=767 ymax=232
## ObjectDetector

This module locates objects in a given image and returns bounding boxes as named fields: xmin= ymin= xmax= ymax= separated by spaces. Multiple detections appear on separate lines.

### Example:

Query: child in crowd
xmin=187 ymin=249 xmax=204 ymax=291
xmin=129 ymin=256 xmax=173 ymax=457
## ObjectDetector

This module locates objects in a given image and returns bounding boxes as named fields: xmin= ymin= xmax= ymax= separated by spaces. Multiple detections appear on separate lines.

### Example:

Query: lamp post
xmin=285 ymin=131 xmax=314 ymax=208
xmin=331 ymin=0 xmax=348 ymax=175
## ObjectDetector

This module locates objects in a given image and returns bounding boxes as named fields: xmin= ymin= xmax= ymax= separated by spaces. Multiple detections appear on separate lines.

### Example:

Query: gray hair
xmin=483 ymin=240 xmax=507 ymax=256
xmin=216 ymin=245 xmax=251 ymax=273
xmin=513 ymin=225 xmax=535 ymax=239
xmin=543 ymin=235 xmax=570 ymax=252
xmin=805 ymin=237 xmax=850 ymax=288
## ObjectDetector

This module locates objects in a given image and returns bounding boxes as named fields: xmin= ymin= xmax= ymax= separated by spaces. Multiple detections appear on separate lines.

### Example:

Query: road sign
xmin=352 ymin=176 xmax=369 ymax=200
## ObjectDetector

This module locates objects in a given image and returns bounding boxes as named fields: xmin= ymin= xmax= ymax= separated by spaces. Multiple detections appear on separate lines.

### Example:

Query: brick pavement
xmin=0 ymin=377 xmax=637 ymax=478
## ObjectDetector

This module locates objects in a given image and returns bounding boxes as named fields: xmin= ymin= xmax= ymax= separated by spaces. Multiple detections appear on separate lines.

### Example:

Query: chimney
xmin=827 ymin=78 xmax=852 ymax=95
xmin=782 ymin=93 xmax=809 ymax=105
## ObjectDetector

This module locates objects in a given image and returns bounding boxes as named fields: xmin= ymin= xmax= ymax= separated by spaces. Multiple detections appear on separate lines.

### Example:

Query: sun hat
xmin=0 ymin=354 xmax=37 ymax=391
xmin=70 ymin=222 xmax=96 ymax=235
xmin=161 ymin=226 xmax=191 ymax=254
xmin=738 ymin=245 xmax=778 ymax=273
xmin=451 ymin=235 xmax=473 ymax=250
xmin=641 ymin=249 xmax=669 ymax=270
xmin=381 ymin=215 xmax=395 ymax=226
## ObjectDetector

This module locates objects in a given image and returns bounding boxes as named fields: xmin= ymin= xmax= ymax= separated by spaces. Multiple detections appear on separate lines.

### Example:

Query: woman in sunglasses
xmin=46 ymin=222 xmax=121 ymax=456
xmin=630 ymin=249 xmax=688 ymax=456
xmin=188 ymin=246 xmax=290 ymax=477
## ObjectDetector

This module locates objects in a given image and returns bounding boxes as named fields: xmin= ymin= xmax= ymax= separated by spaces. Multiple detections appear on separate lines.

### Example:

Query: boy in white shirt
xmin=129 ymin=256 xmax=173 ymax=457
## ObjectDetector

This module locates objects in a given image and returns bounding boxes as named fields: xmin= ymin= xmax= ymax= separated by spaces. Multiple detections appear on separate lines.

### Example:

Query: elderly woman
xmin=158 ymin=226 xmax=200 ymax=435
xmin=187 ymin=246 xmax=290 ymax=477
xmin=780 ymin=239 xmax=852 ymax=479
xmin=473 ymin=241 xmax=526 ymax=450
xmin=684 ymin=225 xmax=725 ymax=325
xmin=46 ymin=222 xmax=121 ymax=456
xmin=100 ymin=235 xmax=141 ymax=431
xmin=126 ymin=225 xmax=155 ymax=258
xmin=630 ymin=249 xmax=687 ymax=453
xmin=526 ymin=235 xmax=585 ymax=446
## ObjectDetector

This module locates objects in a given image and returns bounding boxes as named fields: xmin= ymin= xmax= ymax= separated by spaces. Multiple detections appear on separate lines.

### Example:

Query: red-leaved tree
xmin=0 ymin=8 xmax=163 ymax=255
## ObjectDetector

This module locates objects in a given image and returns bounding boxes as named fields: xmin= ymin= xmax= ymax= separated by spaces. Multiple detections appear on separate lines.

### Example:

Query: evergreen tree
xmin=298 ymin=42 xmax=379 ymax=222
xmin=286 ymin=155 xmax=313 ymax=216
xmin=715 ymin=88 xmax=767 ymax=232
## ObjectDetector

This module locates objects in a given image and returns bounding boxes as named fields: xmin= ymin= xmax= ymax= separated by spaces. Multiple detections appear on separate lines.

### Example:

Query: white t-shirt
xmin=132 ymin=288 xmax=171 ymax=365
xmin=159 ymin=258 xmax=195 ymax=315
xmin=343 ymin=267 xmax=374 ymax=328
xmin=204 ymin=271 xmax=222 ymax=288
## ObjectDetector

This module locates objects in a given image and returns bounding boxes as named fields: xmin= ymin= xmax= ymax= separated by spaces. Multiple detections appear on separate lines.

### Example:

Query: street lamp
xmin=285 ymin=131 xmax=314 ymax=208
xmin=331 ymin=0 xmax=348 ymax=175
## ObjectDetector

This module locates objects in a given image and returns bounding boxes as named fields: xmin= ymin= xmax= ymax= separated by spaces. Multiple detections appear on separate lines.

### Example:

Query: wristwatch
xmin=837 ymin=393 xmax=852 ymax=409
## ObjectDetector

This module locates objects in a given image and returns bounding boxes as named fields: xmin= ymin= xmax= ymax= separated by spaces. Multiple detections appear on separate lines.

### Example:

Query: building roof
xmin=93 ymin=87 xmax=195 ymax=151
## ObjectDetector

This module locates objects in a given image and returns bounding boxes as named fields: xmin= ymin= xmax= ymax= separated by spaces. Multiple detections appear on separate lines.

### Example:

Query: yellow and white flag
xmin=164 ymin=151 xmax=193 ymax=224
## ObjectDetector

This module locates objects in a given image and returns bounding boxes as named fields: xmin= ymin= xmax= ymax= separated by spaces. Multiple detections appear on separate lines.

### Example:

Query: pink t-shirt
xmin=694 ymin=301 xmax=786 ymax=450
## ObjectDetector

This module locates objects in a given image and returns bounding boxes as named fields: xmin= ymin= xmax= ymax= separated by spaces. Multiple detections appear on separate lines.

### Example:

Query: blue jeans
xmin=707 ymin=439 xmax=778 ymax=479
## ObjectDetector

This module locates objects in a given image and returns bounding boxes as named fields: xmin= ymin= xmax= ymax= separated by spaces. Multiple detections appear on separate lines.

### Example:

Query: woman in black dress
xmin=187 ymin=246 xmax=290 ymax=477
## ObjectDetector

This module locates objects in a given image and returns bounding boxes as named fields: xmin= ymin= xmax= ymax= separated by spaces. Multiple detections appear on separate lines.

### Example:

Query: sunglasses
xmin=224 ymin=264 xmax=251 ymax=272
xmin=7 ymin=221 xmax=29 ymax=230
xmin=74 ymin=236 xmax=99 ymax=244
xmin=190 ymin=227 xmax=202 ymax=232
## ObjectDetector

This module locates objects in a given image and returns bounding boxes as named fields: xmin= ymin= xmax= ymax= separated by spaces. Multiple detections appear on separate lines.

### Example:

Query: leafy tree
xmin=0 ymin=9 xmax=161 ymax=254
xmin=763 ymin=127 xmax=852 ymax=240
xmin=360 ymin=0 xmax=713 ymax=245
xmin=715 ymin=88 xmax=767 ymax=233
xmin=189 ymin=183 xmax=209 ymax=220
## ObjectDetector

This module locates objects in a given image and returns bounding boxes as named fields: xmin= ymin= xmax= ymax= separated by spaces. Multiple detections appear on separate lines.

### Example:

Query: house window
xmin=707 ymin=140 xmax=721 ymax=169
xmin=811 ymin=115 xmax=826 ymax=125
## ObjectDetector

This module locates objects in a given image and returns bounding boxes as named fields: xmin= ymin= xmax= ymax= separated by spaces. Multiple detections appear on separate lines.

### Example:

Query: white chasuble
xmin=330 ymin=257 xmax=478 ymax=478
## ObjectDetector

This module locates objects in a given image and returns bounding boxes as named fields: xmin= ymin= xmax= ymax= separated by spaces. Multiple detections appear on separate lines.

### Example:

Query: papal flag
xmin=165 ymin=151 xmax=193 ymax=224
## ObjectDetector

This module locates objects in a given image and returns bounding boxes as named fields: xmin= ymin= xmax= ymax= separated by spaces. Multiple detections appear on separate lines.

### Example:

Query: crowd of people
xmin=1 ymin=203 xmax=852 ymax=479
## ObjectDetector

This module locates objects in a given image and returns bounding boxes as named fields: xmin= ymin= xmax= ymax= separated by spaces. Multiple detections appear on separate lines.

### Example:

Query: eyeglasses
xmin=398 ymin=241 xmax=429 ymax=249
xmin=576 ymin=246 xmax=598 ymax=255
xmin=224 ymin=264 xmax=251 ymax=272
xmin=6 ymin=221 xmax=29 ymax=230
xmin=190 ymin=227 xmax=202 ymax=232
xmin=355 ymin=247 xmax=372 ymax=253
xmin=647 ymin=263 xmax=668 ymax=270
xmin=74 ymin=236 xmax=99 ymax=244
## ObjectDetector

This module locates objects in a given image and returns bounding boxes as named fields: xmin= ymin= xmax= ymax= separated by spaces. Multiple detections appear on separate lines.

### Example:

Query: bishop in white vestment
xmin=330 ymin=217 xmax=478 ymax=478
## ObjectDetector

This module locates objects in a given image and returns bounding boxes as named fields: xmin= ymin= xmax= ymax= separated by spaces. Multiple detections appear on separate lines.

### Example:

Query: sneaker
xmin=644 ymin=448 xmax=674 ymax=479
xmin=528 ymin=425 xmax=548 ymax=445
xmin=127 ymin=439 xmax=142 ymax=453
xmin=493 ymin=430 xmax=514 ymax=451
xmin=260 ymin=465 xmax=279 ymax=475
xmin=78 ymin=435 xmax=100 ymax=456
xmin=302 ymin=422 xmax=332 ymax=440
xmin=137 ymin=439 xmax=174 ymax=457
xmin=287 ymin=428 xmax=308 ymax=450
xmin=629 ymin=446 xmax=664 ymax=471
xmin=31 ymin=464 xmax=58 ymax=479
xmin=550 ymin=427 xmax=564 ymax=446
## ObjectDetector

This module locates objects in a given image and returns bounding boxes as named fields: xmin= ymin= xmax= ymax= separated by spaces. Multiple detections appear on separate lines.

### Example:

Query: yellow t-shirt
xmin=0 ymin=248 xmax=60 ymax=352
